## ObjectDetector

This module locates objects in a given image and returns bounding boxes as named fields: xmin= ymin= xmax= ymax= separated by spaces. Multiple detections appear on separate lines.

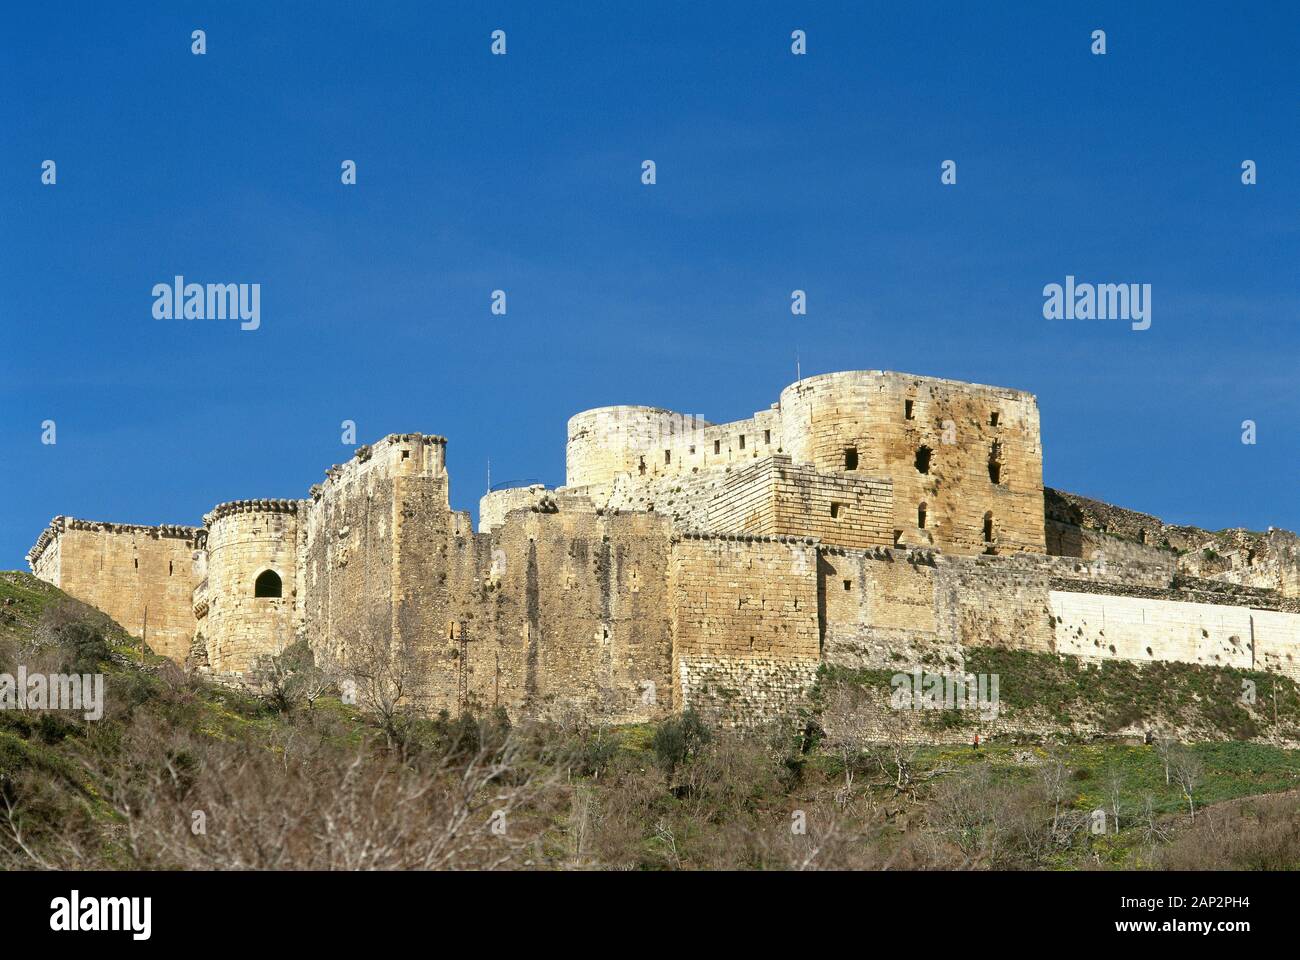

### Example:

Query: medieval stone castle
xmin=25 ymin=370 xmax=1300 ymax=726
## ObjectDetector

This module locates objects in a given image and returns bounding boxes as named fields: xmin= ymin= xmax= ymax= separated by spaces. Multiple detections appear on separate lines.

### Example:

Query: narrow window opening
xmin=401 ymin=450 xmax=410 ymax=460
xmin=133 ymin=558 xmax=138 ymax=569
xmin=843 ymin=580 xmax=852 ymax=591
xmin=983 ymin=512 xmax=995 ymax=543
xmin=254 ymin=570 xmax=283 ymax=598
xmin=664 ymin=449 xmax=671 ymax=465
xmin=830 ymin=502 xmax=844 ymax=519
xmin=844 ymin=446 xmax=858 ymax=471
xmin=168 ymin=560 xmax=173 ymax=576
xmin=764 ymin=429 xmax=771 ymax=444
xmin=989 ymin=412 xmax=1000 ymax=427
xmin=738 ymin=434 xmax=745 ymax=450
xmin=638 ymin=456 xmax=646 ymax=476
xmin=714 ymin=439 xmax=721 ymax=455
xmin=988 ymin=441 xmax=1003 ymax=484
xmin=918 ymin=503 xmax=927 ymax=529
xmin=915 ymin=445 xmax=932 ymax=474
xmin=905 ymin=399 xmax=914 ymax=420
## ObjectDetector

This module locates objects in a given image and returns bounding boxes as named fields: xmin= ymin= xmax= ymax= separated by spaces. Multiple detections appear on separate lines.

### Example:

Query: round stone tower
xmin=778 ymin=371 xmax=883 ymax=472
xmin=201 ymin=498 xmax=301 ymax=674
xmin=566 ymin=405 xmax=708 ymax=489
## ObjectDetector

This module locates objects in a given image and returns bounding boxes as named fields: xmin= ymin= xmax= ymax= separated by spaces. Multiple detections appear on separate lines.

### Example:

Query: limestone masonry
xmin=25 ymin=370 xmax=1300 ymax=725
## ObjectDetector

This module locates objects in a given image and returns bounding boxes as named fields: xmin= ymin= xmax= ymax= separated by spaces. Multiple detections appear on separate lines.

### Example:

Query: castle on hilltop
xmin=26 ymin=370 xmax=1300 ymax=727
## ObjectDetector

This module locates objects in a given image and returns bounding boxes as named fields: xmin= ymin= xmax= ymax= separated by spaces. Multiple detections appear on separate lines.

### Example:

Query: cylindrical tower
xmin=202 ymin=498 xmax=302 ymax=674
xmin=566 ymin=405 xmax=705 ymax=489
xmin=778 ymin=371 xmax=884 ymax=472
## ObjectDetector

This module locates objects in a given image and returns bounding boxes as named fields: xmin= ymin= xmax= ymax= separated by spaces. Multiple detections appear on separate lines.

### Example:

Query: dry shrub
xmin=1 ymin=685 xmax=568 ymax=870
xmin=1152 ymin=791 xmax=1300 ymax=870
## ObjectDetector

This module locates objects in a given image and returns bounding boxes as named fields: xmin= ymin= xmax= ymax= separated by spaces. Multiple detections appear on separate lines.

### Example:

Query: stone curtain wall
xmin=25 ymin=518 xmax=201 ymax=662
xmin=669 ymin=534 xmax=821 ymax=724
xmin=566 ymin=404 xmax=784 ymax=492
xmin=438 ymin=509 xmax=675 ymax=723
xmin=819 ymin=545 xmax=1300 ymax=688
xmin=819 ymin=548 xmax=956 ymax=671
xmin=1051 ymin=591 xmax=1300 ymax=682
xmin=819 ymin=547 xmax=1182 ymax=670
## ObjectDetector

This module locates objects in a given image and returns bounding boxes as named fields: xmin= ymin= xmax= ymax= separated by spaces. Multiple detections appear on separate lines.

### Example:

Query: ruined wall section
xmin=202 ymin=500 xmax=301 ymax=673
xmin=780 ymin=371 xmax=1045 ymax=555
xmin=26 ymin=517 xmax=202 ymax=662
xmin=1047 ymin=488 xmax=1299 ymax=599
xmin=593 ymin=466 xmax=732 ymax=532
xmin=669 ymin=534 xmax=820 ymax=726
xmin=819 ymin=541 xmax=1300 ymax=698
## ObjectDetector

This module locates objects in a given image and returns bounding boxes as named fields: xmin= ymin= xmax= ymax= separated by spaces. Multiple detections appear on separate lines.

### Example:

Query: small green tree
xmin=652 ymin=708 xmax=711 ymax=779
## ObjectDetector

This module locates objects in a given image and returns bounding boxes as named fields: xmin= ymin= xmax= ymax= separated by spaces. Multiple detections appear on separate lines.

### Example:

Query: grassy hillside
xmin=2 ymin=570 xmax=1299 ymax=870
xmin=816 ymin=647 xmax=1300 ymax=742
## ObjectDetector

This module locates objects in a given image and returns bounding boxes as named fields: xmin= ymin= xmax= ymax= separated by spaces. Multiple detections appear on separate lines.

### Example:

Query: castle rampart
xmin=24 ymin=369 xmax=1300 ymax=733
xmin=25 ymin=517 xmax=203 ymax=662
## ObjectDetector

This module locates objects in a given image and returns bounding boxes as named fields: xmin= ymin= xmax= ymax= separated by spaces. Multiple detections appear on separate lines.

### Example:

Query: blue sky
xmin=2 ymin=2 xmax=1296 ymax=567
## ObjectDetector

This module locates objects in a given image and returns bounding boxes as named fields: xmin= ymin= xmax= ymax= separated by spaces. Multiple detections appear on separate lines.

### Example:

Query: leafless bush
xmin=1152 ymin=792 xmax=1300 ymax=870
xmin=2 ymin=705 xmax=567 ymax=870
xmin=926 ymin=765 xmax=1064 ymax=868
xmin=328 ymin=607 xmax=433 ymax=758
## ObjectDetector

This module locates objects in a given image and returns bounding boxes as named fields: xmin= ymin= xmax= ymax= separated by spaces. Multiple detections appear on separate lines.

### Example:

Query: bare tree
xmin=1171 ymin=746 xmax=1204 ymax=821
xmin=1155 ymin=735 xmax=1177 ymax=786
xmin=332 ymin=605 xmax=432 ymax=758
xmin=1137 ymin=793 xmax=1170 ymax=847
xmin=821 ymin=684 xmax=877 ymax=801
xmin=1105 ymin=766 xmax=1125 ymax=835
xmin=1037 ymin=748 xmax=1071 ymax=843
xmin=251 ymin=634 xmax=333 ymax=715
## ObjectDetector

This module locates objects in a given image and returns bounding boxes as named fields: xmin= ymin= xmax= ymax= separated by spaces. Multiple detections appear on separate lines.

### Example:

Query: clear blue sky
xmin=2 ymin=2 xmax=1296 ymax=567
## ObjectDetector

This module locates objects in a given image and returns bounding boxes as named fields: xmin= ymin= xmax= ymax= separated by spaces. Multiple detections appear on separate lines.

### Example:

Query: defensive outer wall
xmin=26 ymin=370 xmax=1300 ymax=727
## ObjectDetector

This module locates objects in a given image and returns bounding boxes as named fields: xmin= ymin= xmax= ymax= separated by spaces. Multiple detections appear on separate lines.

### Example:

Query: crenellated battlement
xmin=204 ymin=499 xmax=301 ymax=527
xmin=26 ymin=515 xmax=202 ymax=569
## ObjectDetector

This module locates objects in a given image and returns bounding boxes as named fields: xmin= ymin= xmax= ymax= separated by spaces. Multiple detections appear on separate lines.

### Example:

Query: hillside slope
xmin=2 ymin=570 xmax=1299 ymax=870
